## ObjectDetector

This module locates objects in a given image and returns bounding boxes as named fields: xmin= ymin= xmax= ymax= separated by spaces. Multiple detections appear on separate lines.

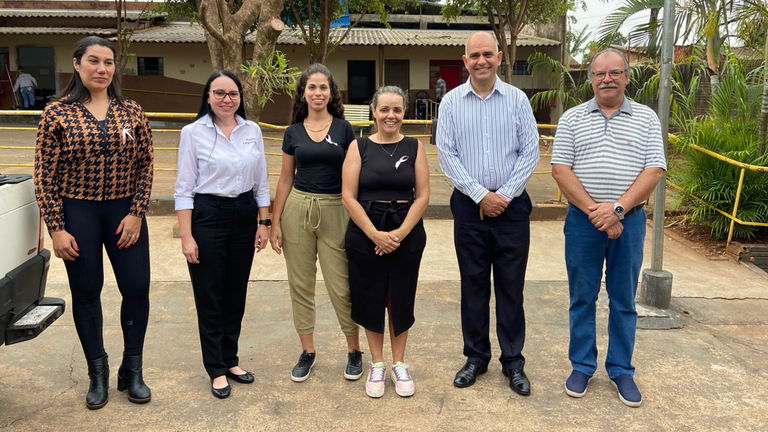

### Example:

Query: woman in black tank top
xmin=342 ymin=86 xmax=430 ymax=398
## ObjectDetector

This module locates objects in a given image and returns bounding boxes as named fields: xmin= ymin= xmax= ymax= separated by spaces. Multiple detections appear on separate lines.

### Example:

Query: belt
xmin=624 ymin=203 xmax=644 ymax=217
xmin=195 ymin=191 xmax=251 ymax=204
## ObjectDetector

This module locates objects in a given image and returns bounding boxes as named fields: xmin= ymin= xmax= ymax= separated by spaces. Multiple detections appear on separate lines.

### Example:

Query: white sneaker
xmin=365 ymin=362 xmax=386 ymax=398
xmin=391 ymin=362 xmax=415 ymax=397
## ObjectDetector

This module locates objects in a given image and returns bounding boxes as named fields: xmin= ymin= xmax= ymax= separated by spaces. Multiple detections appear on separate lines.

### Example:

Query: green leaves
xmin=527 ymin=51 xmax=590 ymax=111
xmin=670 ymin=55 xmax=767 ymax=240
xmin=242 ymin=50 xmax=301 ymax=108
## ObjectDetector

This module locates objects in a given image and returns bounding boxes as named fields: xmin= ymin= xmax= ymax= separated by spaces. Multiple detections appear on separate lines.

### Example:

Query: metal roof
xmin=0 ymin=9 xmax=156 ymax=20
xmin=129 ymin=25 xmax=560 ymax=47
xmin=0 ymin=27 xmax=115 ymax=36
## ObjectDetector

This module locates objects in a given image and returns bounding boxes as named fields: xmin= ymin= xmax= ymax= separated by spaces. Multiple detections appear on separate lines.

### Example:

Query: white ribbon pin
xmin=121 ymin=125 xmax=134 ymax=145
xmin=395 ymin=155 xmax=409 ymax=170
xmin=324 ymin=135 xmax=339 ymax=146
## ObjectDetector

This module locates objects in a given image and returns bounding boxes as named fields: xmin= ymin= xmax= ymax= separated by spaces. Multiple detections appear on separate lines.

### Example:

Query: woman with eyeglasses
xmin=269 ymin=64 xmax=362 ymax=383
xmin=174 ymin=70 xmax=271 ymax=399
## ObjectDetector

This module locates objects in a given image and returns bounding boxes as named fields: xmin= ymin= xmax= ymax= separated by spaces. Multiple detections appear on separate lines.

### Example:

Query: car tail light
xmin=38 ymin=212 xmax=45 ymax=254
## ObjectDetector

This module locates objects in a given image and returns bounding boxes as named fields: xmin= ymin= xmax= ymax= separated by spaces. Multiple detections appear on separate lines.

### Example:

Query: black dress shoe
xmin=503 ymin=368 xmax=531 ymax=396
xmin=453 ymin=362 xmax=488 ymax=388
xmin=211 ymin=379 xmax=231 ymax=399
xmin=226 ymin=370 xmax=255 ymax=384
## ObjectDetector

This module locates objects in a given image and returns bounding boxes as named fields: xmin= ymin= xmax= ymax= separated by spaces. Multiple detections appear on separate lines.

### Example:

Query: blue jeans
xmin=564 ymin=204 xmax=645 ymax=378
xmin=20 ymin=86 xmax=34 ymax=108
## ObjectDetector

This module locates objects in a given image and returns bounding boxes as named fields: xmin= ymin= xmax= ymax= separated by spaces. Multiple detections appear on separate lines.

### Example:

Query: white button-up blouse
xmin=174 ymin=114 xmax=270 ymax=211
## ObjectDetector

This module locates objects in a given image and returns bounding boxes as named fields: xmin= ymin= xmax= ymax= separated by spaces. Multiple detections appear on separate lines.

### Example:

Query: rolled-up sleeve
xmin=252 ymin=126 xmax=271 ymax=207
xmin=174 ymin=126 xmax=198 ymax=211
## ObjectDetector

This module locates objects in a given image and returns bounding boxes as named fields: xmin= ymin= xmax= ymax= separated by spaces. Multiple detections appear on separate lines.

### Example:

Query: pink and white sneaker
xmin=391 ymin=362 xmax=415 ymax=397
xmin=366 ymin=362 xmax=386 ymax=398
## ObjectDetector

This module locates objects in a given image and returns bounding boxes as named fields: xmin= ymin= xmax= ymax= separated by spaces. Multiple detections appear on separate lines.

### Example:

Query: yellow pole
xmin=727 ymin=168 xmax=747 ymax=246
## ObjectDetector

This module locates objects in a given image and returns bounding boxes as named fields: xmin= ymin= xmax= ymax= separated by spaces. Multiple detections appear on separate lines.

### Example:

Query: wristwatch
xmin=258 ymin=219 xmax=272 ymax=226
xmin=613 ymin=202 xmax=625 ymax=220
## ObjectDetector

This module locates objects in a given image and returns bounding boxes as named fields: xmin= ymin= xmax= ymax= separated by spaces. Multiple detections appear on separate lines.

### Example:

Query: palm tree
xmin=527 ymin=51 xmax=591 ymax=111
xmin=597 ymin=0 xmax=734 ymax=89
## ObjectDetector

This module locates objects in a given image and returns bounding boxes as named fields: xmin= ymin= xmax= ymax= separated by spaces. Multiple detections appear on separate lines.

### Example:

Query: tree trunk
xmin=505 ymin=35 xmax=518 ymax=84
xmin=248 ymin=0 xmax=285 ymax=121
xmin=649 ymin=7 xmax=660 ymax=60
xmin=706 ymin=32 xmax=720 ymax=90
xmin=759 ymin=34 xmax=768 ymax=156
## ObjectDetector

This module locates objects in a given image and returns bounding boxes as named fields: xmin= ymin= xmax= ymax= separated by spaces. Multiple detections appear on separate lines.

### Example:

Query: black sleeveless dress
xmin=345 ymin=136 xmax=427 ymax=336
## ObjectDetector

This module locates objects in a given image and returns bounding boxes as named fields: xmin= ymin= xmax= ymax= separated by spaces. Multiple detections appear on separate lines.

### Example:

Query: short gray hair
xmin=370 ymin=85 xmax=408 ymax=111
xmin=588 ymin=48 xmax=630 ymax=76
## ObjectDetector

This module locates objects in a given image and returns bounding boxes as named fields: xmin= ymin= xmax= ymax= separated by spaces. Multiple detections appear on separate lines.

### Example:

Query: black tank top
xmin=357 ymin=136 xmax=418 ymax=202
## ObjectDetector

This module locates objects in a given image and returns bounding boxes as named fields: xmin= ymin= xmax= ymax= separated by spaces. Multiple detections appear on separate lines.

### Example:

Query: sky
xmin=569 ymin=0 xmax=652 ymax=61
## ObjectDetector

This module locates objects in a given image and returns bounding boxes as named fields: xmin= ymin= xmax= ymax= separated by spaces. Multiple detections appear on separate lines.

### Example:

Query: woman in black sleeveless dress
xmin=341 ymin=86 xmax=430 ymax=398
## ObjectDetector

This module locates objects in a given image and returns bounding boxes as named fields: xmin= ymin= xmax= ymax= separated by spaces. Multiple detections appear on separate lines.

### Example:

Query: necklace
xmin=304 ymin=117 xmax=333 ymax=133
xmin=375 ymin=137 xmax=400 ymax=157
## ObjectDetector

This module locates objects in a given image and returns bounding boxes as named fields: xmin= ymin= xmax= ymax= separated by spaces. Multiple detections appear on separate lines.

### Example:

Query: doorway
xmin=0 ymin=48 xmax=13 ymax=109
xmin=384 ymin=59 xmax=409 ymax=93
xmin=16 ymin=46 xmax=56 ymax=109
xmin=347 ymin=60 xmax=375 ymax=105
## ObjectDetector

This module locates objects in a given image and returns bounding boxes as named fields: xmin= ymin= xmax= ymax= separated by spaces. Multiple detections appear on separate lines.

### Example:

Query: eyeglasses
xmin=210 ymin=90 xmax=241 ymax=100
xmin=591 ymin=70 xmax=626 ymax=80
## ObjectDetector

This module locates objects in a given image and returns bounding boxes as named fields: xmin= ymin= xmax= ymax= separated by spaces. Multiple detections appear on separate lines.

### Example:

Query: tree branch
xmin=198 ymin=0 xmax=226 ymax=45
xmin=214 ymin=0 xmax=230 ymax=34
xmin=288 ymin=0 xmax=309 ymax=40
xmin=328 ymin=12 xmax=366 ymax=56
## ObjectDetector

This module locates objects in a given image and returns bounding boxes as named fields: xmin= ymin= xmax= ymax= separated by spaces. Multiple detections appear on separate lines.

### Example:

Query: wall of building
xmin=1 ymin=36 xmax=563 ymax=123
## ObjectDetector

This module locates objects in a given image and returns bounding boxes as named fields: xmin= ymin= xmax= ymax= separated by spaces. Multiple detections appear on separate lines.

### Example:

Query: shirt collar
xmin=197 ymin=114 xmax=245 ymax=128
xmin=587 ymin=97 xmax=633 ymax=117
xmin=461 ymin=76 xmax=506 ymax=99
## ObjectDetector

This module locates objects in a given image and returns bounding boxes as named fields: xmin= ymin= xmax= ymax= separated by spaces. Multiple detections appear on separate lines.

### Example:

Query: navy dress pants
xmin=450 ymin=189 xmax=532 ymax=370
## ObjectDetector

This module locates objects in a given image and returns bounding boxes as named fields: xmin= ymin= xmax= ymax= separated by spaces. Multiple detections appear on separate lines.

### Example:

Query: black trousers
xmin=61 ymin=197 xmax=150 ymax=361
xmin=450 ymin=190 xmax=532 ymax=370
xmin=188 ymin=192 xmax=258 ymax=379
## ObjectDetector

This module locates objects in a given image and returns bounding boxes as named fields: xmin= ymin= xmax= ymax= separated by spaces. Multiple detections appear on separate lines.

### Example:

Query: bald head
xmin=465 ymin=32 xmax=498 ymax=57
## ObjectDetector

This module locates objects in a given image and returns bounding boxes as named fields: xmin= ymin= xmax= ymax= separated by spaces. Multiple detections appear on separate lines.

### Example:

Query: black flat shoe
xmin=453 ymin=361 xmax=488 ymax=388
xmin=503 ymin=368 xmax=531 ymax=396
xmin=211 ymin=379 xmax=231 ymax=399
xmin=226 ymin=370 xmax=255 ymax=384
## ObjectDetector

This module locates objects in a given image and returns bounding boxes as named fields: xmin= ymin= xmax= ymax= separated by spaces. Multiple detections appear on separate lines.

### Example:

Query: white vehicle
xmin=0 ymin=173 xmax=64 ymax=346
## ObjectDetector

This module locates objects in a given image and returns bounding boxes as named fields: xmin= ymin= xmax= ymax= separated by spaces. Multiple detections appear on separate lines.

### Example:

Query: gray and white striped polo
xmin=551 ymin=97 xmax=667 ymax=202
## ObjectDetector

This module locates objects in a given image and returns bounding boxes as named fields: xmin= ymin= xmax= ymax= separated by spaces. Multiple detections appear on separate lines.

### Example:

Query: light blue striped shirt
xmin=436 ymin=77 xmax=540 ymax=203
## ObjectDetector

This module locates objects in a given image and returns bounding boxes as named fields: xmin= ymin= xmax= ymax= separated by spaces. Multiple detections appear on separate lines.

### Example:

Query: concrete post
xmin=640 ymin=0 xmax=675 ymax=309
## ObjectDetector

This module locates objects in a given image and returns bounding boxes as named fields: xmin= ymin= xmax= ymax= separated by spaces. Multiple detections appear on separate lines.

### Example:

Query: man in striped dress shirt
xmin=551 ymin=48 xmax=666 ymax=407
xmin=436 ymin=31 xmax=540 ymax=396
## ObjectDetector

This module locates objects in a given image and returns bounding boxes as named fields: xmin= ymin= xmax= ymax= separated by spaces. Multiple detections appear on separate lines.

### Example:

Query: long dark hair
xmin=290 ymin=63 xmax=344 ymax=125
xmin=196 ymin=70 xmax=247 ymax=122
xmin=60 ymin=36 xmax=123 ymax=104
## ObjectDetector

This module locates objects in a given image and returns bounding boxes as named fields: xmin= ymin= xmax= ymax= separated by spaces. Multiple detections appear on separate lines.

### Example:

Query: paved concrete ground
xmin=1 ymin=216 xmax=767 ymax=431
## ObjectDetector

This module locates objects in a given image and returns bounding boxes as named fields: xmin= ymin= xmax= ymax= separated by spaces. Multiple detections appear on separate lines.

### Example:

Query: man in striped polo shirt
xmin=436 ymin=31 xmax=539 ymax=396
xmin=551 ymin=48 xmax=666 ymax=407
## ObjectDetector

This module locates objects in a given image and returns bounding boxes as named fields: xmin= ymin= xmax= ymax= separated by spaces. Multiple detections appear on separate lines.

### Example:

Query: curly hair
xmin=290 ymin=63 xmax=345 ymax=125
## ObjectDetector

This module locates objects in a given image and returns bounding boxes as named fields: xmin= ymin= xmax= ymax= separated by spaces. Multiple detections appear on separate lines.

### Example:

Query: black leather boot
xmin=86 ymin=354 xmax=109 ymax=410
xmin=117 ymin=354 xmax=152 ymax=404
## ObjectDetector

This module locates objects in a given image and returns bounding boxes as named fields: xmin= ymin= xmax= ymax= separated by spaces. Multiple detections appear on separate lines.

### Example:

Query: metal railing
xmin=666 ymin=139 xmax=768 ymax=246
xmin=1 ymin=110 xmax=558 ymax=191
